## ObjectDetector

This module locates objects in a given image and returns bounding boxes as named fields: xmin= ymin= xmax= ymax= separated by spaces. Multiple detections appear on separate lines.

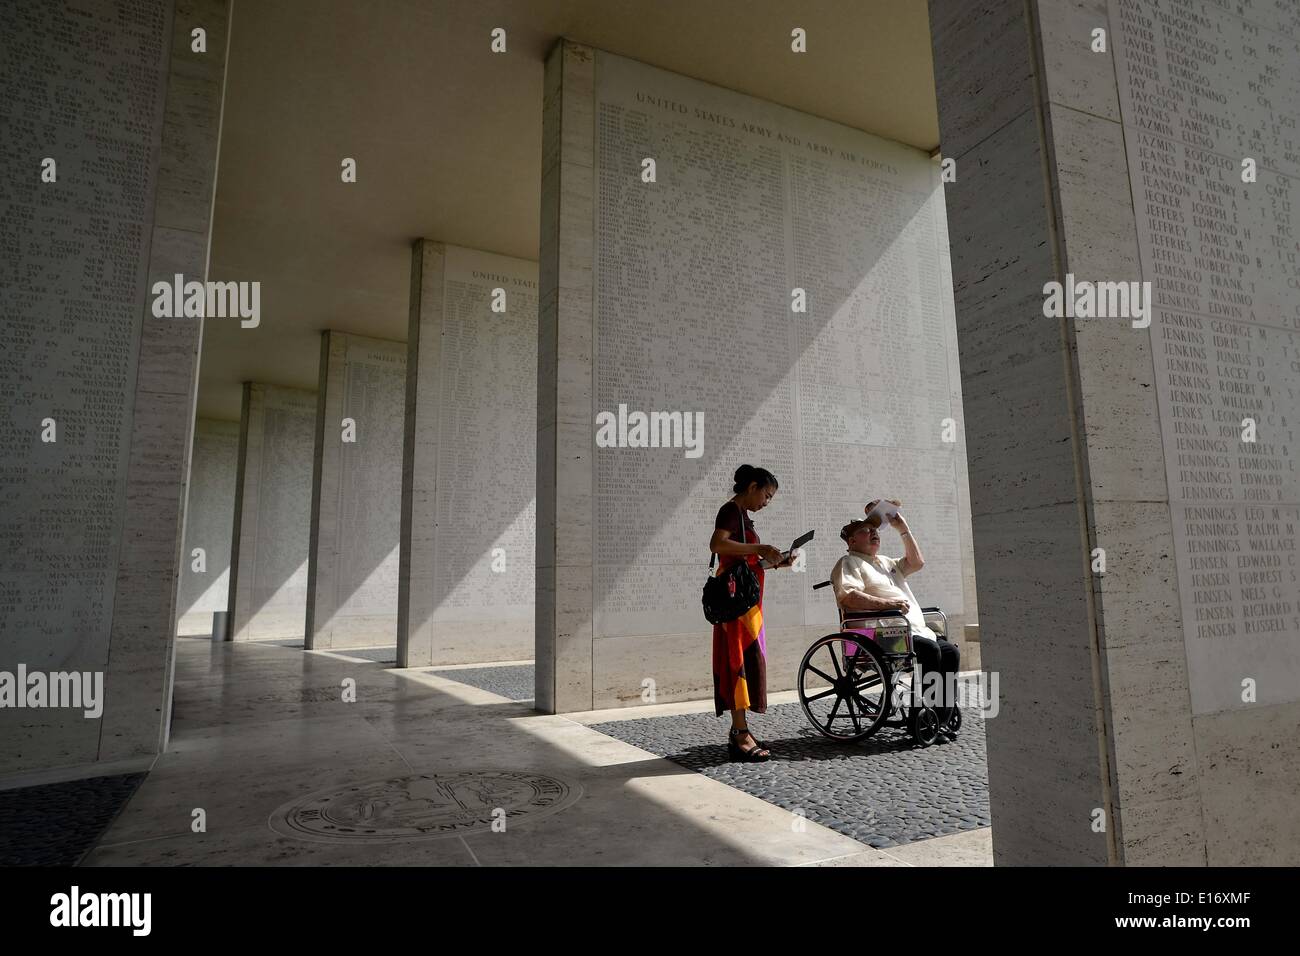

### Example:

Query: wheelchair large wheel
xmin=798 ymin=633 xmax=890 ymax=741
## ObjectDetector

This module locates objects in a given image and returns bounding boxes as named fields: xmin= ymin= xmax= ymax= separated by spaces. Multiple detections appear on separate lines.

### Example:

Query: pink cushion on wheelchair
xmin=841 ymin=627 xmax=875 ymax=657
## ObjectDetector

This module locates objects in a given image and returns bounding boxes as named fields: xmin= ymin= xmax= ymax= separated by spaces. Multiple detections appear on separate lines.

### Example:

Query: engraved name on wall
xmin=178 ymin=419 xmax=239 ymax=632
xmin=0 ymin=0 xmax=168 ymax=665
xmin=432 ymin=247 xmax=537 ymax=623
xmin=333 ymin=337 xmax=406 ymax=621
xmin=591 ymin=51 xmax=968 ymax=638
xmin=234 ymin=385 xmax=316 ymax=640
xmin=1110 ymin=0 xmax=1300 ymax=713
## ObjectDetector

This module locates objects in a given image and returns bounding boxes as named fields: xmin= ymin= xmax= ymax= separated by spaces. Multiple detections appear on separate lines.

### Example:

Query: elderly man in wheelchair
xmin=797 ymin=501 xmax=961 ymax=746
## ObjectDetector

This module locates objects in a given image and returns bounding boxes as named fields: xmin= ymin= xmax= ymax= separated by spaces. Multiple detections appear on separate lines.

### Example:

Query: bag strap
xmin=708 ymin=500 xmax=748 ymax=571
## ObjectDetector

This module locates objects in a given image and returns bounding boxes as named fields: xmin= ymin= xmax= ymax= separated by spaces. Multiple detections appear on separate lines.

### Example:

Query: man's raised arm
xmin=893 ymin=512 xmax=925 ymax=577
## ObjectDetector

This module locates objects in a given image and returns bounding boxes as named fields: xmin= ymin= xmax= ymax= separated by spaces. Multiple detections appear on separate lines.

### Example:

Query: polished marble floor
xmin=70 ymin=638 xmax=990 ymax=866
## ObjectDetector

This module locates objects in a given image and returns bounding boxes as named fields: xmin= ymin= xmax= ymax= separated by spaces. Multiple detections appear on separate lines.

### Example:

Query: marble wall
xmin=1105 ymin=0 xmax=1300 ymax=866
xmin=538 ymin=41 xmax=978 ymax=712
xmin=229 ymin=384 xmax=316 ymax=642
xmin=0 ymin=0 xmax=229 ymax=777
xmin=307 ymin=332 xmax=406 ymax=649
xmin=399 ymin=243 xmax=538 ymax=666
xmin=928 ymin=0 xmax=1300 ymax=865
xmin=177 ymin=419 xmax=239 ymax=635
xmin=1109 ymin=0 xmax=1299 ymax=717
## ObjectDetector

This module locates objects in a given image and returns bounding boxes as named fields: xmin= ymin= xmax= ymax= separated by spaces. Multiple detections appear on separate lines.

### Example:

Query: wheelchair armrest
xmin=840 ymin=610 xmax=908 ymax=620
xmin=921 ymin=607 xmax=948 ymax=638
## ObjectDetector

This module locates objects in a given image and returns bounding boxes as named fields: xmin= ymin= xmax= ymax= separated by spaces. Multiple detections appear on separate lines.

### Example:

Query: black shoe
xmin=727 ymin=726 xmax=771 ymax=762
xmin=940 ymin=706 xmax=962 ymax=738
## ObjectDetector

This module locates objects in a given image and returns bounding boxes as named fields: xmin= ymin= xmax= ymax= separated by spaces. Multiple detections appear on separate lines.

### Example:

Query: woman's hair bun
xmin=733 ymin=464 xmax=778 ymax=495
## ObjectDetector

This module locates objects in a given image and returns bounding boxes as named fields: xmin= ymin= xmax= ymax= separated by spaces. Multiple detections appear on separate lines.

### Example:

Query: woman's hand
xmin=758 ymin=544 xmax=784 ymax=566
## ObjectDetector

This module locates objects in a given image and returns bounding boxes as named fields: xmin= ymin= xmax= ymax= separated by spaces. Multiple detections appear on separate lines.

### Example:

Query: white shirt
xmin=831 ymin=550 xmax=937 ymax=641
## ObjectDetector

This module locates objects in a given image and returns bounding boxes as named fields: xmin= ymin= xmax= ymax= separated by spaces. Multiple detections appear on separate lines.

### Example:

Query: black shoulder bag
xmin=701 ymin=502 xmax=761 ymax=625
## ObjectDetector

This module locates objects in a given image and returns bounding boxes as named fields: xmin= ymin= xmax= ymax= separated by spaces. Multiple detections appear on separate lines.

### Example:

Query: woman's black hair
xmin=733 ymin=464 xmax=778 ymax=495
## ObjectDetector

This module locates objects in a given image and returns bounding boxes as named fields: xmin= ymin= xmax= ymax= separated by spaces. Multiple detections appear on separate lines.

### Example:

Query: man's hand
xmin=890 ymin=511 xmax=910 ymax=535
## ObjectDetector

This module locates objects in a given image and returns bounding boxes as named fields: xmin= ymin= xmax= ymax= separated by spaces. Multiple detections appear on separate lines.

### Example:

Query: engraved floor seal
xmin=269 ymin=770 xmax=581 ymax=844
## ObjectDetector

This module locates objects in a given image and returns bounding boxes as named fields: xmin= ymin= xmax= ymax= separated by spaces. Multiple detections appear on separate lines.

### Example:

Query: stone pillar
xmin=538 ymin=40 xmax=978 ymax=713
xmin=0 ymin=0 xmax=229 ymax=776
xmin=537 ymin=41 xmax=598 ymax=713
xmin=398 ymin=243 xmax=538 ymax=667
xmin=228 ymin=384 xmax=316 ymax=642
xmin=306 ymin=331 xmax=406 ymax=649
xmin=177 ymin=419 xmax=239 ymax=635
xmin=928 ymin=0 xmax=1300 ymax=864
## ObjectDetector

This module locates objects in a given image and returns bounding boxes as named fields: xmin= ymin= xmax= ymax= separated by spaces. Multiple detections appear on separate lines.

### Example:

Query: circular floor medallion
xmin=269 ymin=770 xmax=581 ymax=844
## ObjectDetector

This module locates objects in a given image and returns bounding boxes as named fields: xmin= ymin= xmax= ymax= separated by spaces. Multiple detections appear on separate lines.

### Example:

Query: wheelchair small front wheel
xmin=798 ymin=633 xmax=890 ymax=741
xmin=910 ymin=706 xmax=940 ymax=747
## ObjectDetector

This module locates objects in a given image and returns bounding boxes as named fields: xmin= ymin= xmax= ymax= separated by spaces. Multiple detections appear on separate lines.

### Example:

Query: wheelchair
xmin=797 ymin=579 xmax=961 ymax=747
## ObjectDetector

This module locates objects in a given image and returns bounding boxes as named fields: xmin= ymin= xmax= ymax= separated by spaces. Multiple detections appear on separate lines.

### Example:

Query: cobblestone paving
xmin=430 ymin=664 xmax=535 ymax=701
xmin=591 ymin=681 xmax=990 ymax=848
xmin=0 ymin=773 xmax=148 ymax=866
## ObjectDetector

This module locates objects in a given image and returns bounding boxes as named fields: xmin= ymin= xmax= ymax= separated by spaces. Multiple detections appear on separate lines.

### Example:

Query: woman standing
xmin=709 ymin=464 xmax=791 ymax=761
